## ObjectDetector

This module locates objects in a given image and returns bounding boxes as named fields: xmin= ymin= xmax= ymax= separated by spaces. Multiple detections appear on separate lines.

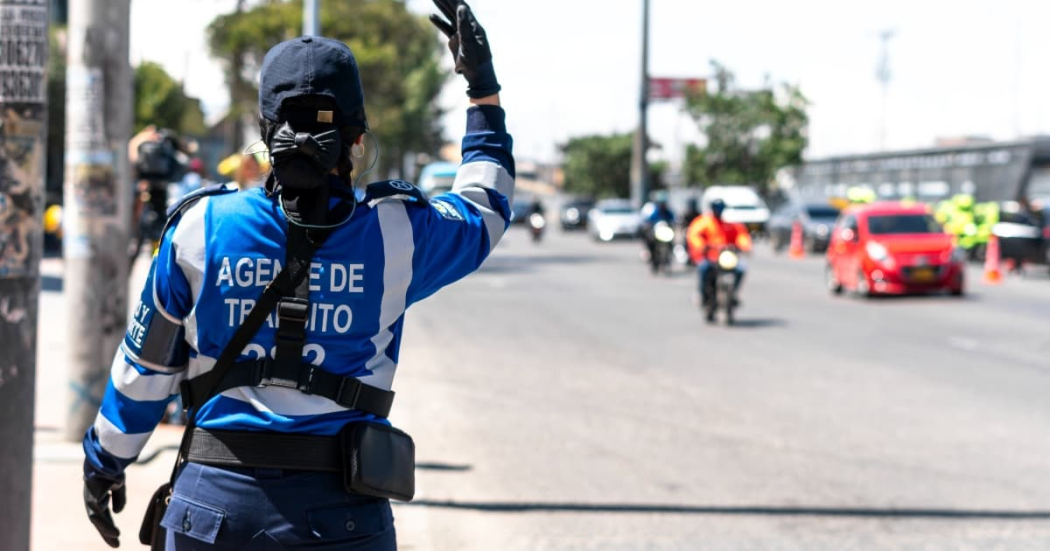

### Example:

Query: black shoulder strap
xmin=167 ymin=229 xmax=324 ymax=487
xmin=181 ymin=219 xmax=395 ymax=418
xmin=179 ymin=228 xmax=325 ymax=410
xmin=180 ymin=197 xmax=395 ymax=417
xmin=272 ymin=224 xmax=313 ymax=375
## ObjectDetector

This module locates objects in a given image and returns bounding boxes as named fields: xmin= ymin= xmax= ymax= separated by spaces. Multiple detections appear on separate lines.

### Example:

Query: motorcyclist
xmin=687 ymin=198 xmax=752 ymax=306
xmin=646 ymin=196 xmax=675 ymax=226
xmin=641 ymin=193 xmax=676 ymax=270
xmin=529 ymin=197 xmax=545 ymax=216
xmin=680 ymin=197 xmax=701 ymax=229
xmin=527 ymin=197 xmax=546 ymax=242
xmin=678 ymin=198 xmax=702 ymax=266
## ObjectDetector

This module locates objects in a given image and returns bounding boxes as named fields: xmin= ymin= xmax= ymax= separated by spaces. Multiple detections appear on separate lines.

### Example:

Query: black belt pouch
xmin=339 ymin=422 xmax=415 ymax=502
xmin=139 ymin=482 xmax=171 ymax=549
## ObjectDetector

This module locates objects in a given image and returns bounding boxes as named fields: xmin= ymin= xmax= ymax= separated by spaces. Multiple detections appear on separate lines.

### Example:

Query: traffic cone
xmin=983 ymin=235 xmax=1002 ymax=284
xmin=789 ymin=220 xmax=805 ymax=259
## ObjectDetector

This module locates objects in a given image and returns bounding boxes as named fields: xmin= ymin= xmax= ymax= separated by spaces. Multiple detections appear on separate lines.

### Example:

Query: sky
xmin=130 ymin=0 xmax=1050 ymax=175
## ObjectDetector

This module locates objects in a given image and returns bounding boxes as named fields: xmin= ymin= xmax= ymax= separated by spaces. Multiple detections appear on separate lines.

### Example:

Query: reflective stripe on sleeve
xmin=452 ymin=161 xmax=514 ymax=200
xmin=455 ymin=186 xmax=507 ymax=251
xmin=109 ymin=352 xmax=184 ymax=402
xmin=93 ymin=414 xmax=152 ymax=460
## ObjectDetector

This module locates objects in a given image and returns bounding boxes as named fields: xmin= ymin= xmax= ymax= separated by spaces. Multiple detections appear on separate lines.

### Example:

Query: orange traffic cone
xmin=789 ymin=220 xmax=805 ymax=259
xmin=983 ymin=235 xmax=1002 ymax=284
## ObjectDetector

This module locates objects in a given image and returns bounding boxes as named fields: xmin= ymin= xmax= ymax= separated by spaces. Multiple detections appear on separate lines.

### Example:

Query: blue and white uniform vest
xmin=85 ymin=105 xmax=514 ymax=476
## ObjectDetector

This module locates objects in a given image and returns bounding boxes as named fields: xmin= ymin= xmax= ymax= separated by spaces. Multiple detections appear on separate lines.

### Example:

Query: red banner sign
xmin=648 ymin=77 xmax=706 ymax=100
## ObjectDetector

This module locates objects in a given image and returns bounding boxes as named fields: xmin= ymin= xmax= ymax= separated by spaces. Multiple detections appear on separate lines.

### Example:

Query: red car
xmin=826 ymin=202 xmax=965 ymax=297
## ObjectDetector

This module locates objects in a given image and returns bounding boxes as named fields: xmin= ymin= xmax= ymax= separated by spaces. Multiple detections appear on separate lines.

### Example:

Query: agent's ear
xmin=351 ymin=134 xmax=365 ymax=158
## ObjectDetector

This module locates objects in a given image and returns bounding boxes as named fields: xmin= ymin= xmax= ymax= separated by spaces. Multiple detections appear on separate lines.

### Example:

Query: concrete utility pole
xmin=0 ymin=0 xmax=49 ymax=547
xmin=63 ymin=0 xmax=132 ymax=442
xmin=304 ymin=0 xmax=320 ymax=36
xmin=629 ymin=0 xmax=650 ymax=209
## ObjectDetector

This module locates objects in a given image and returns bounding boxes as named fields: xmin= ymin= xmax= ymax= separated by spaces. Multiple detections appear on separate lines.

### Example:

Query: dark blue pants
xmin=161 ymin=462 xmax=396 ymax=550
xmin=698 ymin=260 xmax=745 ymax=303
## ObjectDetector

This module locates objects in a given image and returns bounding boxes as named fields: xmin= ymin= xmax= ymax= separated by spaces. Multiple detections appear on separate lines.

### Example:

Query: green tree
xmin=46 ymin=27 xmax=67 ymax=203
xmin=560 ymin=133 xmax=633 ymax=199
xmin=683 ymin=61 xmax=808 ymax=193
xmin=560 ymin=133 xmax=667 ymax=199
xmin=133 ymin=62 xmax=207 ymax=136
xmin=207 ymin=0 xmax=446 ymax=178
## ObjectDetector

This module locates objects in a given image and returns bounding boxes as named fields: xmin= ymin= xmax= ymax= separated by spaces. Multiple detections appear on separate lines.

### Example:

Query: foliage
xmin=560 ymin=133 xmax=667 ymax=199
xmin=560 ymin=133 xmax=633 ymax=199
xmin=683 ymin=61 xmax=808 ymax=193
xmin=46 ymin=27 xmax=67 ymax=199
xmin=133 ymin=62 xmax=207 ymax=136
xmin=207 ymin=0 xmax=447 ymax=177
xmin=649 ymin=159 xmax=668 ymax=192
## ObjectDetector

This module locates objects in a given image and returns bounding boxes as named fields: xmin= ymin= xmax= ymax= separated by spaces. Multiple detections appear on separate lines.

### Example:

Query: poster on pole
xmin=648 ymin=77 xmax=706 ymax=101
xmin=0 ymin=0 xmax=47 ymax=278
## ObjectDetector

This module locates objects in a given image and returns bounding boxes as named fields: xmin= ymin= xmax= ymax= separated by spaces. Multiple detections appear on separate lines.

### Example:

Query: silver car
xmin=588 ymin=199 xmax=642 ymax=242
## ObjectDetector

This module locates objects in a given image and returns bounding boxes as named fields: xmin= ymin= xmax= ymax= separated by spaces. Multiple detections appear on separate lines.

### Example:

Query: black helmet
xmin=710 ymin=198 xmax=726 ymax=217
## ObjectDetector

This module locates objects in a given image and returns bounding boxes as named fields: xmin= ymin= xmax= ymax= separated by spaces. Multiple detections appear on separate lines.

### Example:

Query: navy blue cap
xmin=259 ymin=36 xmax=367 ymax=128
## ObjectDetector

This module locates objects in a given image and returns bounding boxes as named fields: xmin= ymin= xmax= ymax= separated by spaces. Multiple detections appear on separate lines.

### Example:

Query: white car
xmin=701 ymin=185 xmax=771 ymax=233
xmin=588 ymin=199 xmax=642 ymax=242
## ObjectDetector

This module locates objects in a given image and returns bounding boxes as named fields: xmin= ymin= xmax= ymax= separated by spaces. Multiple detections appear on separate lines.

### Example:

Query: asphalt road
xmin=390 ymin=225 xmax=1050 ymax=550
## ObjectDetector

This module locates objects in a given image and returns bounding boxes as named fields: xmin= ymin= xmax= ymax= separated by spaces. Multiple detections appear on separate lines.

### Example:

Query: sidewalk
xmin=31 ymin=255 xmax=182 ymax=550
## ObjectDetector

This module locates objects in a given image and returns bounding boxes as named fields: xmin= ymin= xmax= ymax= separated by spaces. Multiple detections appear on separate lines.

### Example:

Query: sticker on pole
xmin=0 ymin=2 xmax=47 ymax=279
xmin=0 ymin=4 xmax=48 ymax=104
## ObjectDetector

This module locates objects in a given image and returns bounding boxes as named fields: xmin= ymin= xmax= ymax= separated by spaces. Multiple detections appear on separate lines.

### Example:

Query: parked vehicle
xmin=701 ymin=186 xmax=771 ymax=236
xmin=826 ymin=202 xmax=965 ymax=297
xmin=768 ymin=202 xmax=841 ymax=253
xmin=992 ymin=208 xmax=1044 ymax=270
xmin=559 ymin=198 xmax=595 ymax=231
xmin=418 ymin=161 xmax=458 ymax=196
xmin=1037 ymin=204 xmax=1050 ymax=270
xmin=509 ymin=195 xmax=535 ymax=225
xmin=587 ymin=199 xmax=642 ymax=242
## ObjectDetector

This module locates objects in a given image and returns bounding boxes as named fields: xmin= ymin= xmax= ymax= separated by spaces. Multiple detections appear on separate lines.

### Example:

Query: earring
xmin=351 ymin=143 xmax=364 ymax=158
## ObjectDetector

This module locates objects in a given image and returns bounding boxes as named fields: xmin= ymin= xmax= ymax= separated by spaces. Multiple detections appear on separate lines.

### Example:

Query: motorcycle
xmin=705 ymin=246 xmax=741 ymax=325
xmin=650 ymin=221 xmax=675 ymax=275
xmin=528 ymin=212 xmax=546 ymax=243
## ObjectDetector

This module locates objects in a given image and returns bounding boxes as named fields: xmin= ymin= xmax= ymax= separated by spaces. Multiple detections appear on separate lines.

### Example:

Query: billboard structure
xmin=648 ymin=77 xmax=706 ymax=101
xmin=789 ymin=138 xmax=1050 ymax=203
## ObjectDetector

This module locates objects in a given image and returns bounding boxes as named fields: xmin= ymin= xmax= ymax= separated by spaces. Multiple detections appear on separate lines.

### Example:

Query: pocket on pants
xmin=160 ymin=495 xmax=227 ymax=545
xmin=301 ymin=500 xmax=393 ymax=548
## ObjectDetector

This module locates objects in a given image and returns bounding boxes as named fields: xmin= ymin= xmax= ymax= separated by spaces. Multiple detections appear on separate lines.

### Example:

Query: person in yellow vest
xmin=846 ymin=187 xmax=876 ymax=204
xmin=943 ymin=194 xmax=978 ymax=253
xmin=217 ymin=149 xmax=271 ymax=190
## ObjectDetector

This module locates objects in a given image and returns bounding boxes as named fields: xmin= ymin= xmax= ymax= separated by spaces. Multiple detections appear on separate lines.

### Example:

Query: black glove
xmin=84 ymin=472 xmax=126 ymax=548
xmin=429 ymin=0 xmax=501 ymax=98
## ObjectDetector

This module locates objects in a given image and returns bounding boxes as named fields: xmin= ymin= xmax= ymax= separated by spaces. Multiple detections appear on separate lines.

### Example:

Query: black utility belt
xmin=186 ymin=425 xmax=415 ymax=502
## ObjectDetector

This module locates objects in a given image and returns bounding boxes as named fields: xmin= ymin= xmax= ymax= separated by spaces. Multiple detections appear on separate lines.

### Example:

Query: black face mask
xmin=268 ymin=121 xmax=342 ymax=190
